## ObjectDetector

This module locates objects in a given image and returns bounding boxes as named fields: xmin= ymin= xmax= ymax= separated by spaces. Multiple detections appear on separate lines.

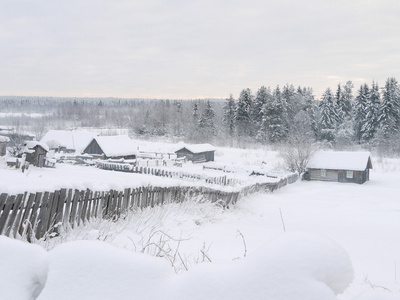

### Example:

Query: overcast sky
xmin=0 ymin=0 xmax=399 ymax=99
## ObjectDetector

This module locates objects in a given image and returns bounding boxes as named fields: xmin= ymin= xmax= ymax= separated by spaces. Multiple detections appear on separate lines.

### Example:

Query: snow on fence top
xmin=307 ymin=151 xmax=372 ymax=171
xmin=41 ymin=130 xmax=98 ymax=153
xmin=175 ymin=143 xmax=216 ymax=154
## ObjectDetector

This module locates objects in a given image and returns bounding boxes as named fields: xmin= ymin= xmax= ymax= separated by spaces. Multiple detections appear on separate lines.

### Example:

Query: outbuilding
xmin=23 ymin=141 xmax=49 ymax=168
xmin=40 ymin=130 xmax=98 ymax=153
xmin=83 ymin=135 xmax=137 ymax=160
xmin=175 ymin=143 xmax=216 ymax=163
xmin=305 ymin=151 xmax=372 ymax=184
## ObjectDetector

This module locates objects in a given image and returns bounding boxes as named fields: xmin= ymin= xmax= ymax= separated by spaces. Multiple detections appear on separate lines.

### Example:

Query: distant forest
xmin=1 ymin=76 xmax=400 ymax=156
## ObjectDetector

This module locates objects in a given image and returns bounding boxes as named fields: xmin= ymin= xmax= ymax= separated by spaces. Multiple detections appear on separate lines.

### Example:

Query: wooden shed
xmin=83 ymin=135 xmax=137 ymax=160
xmin=175 ymin=143 xmax=216 ymax=163
xmin=305 ymin=151 xmax=372 ymax=184
xmin=40 ymin=130 xmax=98 ymax=153
xmin=23 ymin=141 xmax=49 ymax=168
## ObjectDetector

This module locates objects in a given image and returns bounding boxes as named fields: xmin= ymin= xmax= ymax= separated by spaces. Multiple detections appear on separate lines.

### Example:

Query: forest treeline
xmin=0 ymin=76 xmax=399 ymax=155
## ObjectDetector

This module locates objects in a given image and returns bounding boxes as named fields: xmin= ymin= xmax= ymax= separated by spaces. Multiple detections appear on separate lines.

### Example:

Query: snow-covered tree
xmin=235 ymin=88 xmax=253 ymax=137
xmin=361 ymin=82 xmax=380 ymax=142
xmin=354 ymin=84 xmax=369 ymax=142
xmin=222 ymin=94 xmax=236 ymax=137
xmin=251 ymin=86 xmax=271 ymax=134
xmin=198 ymin=100 xmax=216 ymax=139
xmin=261 ymin=86 xmax=288 ymax=143
xmin=319 ymin=88 xmax=337 ymax=141
xmin=377 ymin=77 xmax=400 ymax=138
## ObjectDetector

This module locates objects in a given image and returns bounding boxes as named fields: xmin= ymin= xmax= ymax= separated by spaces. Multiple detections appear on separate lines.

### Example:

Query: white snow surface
xmin=307 ymin=151 xmax=371 ymax=171
xmin=0 ymin=144 xmax=399 ymax=299
xmin=1 ymin=232 xmax=353 ymax=300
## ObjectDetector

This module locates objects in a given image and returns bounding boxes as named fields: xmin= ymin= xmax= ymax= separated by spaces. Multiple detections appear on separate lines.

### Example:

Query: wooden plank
xmin=102 ymin=190 xmax=112 ymax=218
xmin=0 ymin=193 xmax=8 ymax=220
xmin=53 ymin=189 xmax=67 ymax=235
xmin=80 ymin=189 xmax=90 ymax=225
xmin=69 ymin=190 xmax=80 ymax=228
xmin=122 ymin=188 xmax=130 ymax=216
xmin=0 ymin=195 xmax=15 ymax=235
xmin=35 ymin=192 xmax=50 ymax=239
xmin=18 ymin=193 xmax=36 ymax=238
xmin=77 ymin=190 xmax=89 ymax=226
xmin=28 ymin=192 xmax=43 ymax=238
xmin=43 ymin=191 xmax=60 ymax=237
xmin=75 ymin=190 xmax=86 ymax=226
xmin=6 ymin=194 xmax=25 ymax=237
xmin=62 ymin=189 xmax=73 ymax=229
xmin=13 ymin=193 xmax=28 ymax=238
xmin=96 ymin=191 xmax=105 ymax=218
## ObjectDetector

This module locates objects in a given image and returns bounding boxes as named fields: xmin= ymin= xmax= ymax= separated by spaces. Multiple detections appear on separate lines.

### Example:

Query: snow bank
xmin=37 ymin=240 xmax=172 ymax=300
xmin=0 ymin=232 xmax=354 ymax=300
xmin=0 ymin=236 xmax=48 ymax=300
xmin=352 ymin=291 xmax=400 ymax=300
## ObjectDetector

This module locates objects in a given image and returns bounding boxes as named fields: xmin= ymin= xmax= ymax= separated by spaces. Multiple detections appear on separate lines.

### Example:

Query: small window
xmin=346 ymin=170 xmax=353 ymax=178
xmin=321 ymin=169 xmax=326 ymax=177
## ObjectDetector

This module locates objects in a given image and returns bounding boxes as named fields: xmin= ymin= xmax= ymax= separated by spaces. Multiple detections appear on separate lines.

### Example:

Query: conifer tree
xmin=319 ymin=87 xmax=337 ymax=141
xmin=354 ymin=84 xmax=369 ymax=142
xmin=378 ymin=77 xmax=400 ymax=138
xmin=251 ymin=86 xmax=271 ymax=133
xmin=361 ymin=82 xmax=380 ymax=142
xmin=261 ymin=86 xmax=287 ymax=143
xmin=222 ymin=94 xmax=236 ymax=137
xmin=234 ymin=88 xmax=253 ymax=137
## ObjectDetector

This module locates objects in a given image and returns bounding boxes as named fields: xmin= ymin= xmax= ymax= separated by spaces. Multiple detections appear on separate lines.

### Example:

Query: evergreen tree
xmin=222 ymin=94 xmax=236 ymax=137
xmin=198 ymin=100 xmax=216 ymax=139
xmin=354 ymin=84 xmax=369 ymax=142
xmin=261 ymin=86 xmax=287 ymax=143
xmin=377 ymin=77 xmax=400 ymax=138
xmin=319 ymin=87 xmax=337 ymax=141
xmin=342 ymin=81 xmax=354 ymax=117
xmin=361 ymin=82 xmax=380 ymax=142
xmin=234 ymin=88 xmax=253 ymax=137
xmin=251 ymin=86 xmax=271 ymax=133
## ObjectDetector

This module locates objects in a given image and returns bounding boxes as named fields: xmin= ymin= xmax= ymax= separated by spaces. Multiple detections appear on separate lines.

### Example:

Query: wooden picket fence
xmin=96 ymin=161 xmax=241 ymax=186
xmin=0 ymin=173 xmax=298 ymax=242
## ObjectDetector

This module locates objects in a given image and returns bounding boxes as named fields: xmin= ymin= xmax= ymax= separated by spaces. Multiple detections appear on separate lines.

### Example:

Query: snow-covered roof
xmin=175 ymin=143 xmax=216 ymax=154
xmin=40 ymin=130 xmax=98 ymax=152
xmin=24 ymin=141 xmax=49 ymax=152
xmin=307 ymin=151 xmax=372 ymax=171
xmin=93 ymin=135 xmax=137 ymax=157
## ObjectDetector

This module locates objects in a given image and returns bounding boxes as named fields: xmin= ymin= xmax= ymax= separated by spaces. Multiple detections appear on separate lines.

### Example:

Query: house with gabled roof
xmin=82 ymin=135 xmax=137 ymax=160
xmin=175 ymin=143 xmax=216 ymax=163
xmin=305 ymin=151 xmax=372 ymax=184
xmin=41 ymin=130 xmax=98 ymax=153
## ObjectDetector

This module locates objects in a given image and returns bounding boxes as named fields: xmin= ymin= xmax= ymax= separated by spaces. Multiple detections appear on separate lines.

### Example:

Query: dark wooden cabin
xmin=23 ymin=141 xmax=49 ymax=168
xmin=175 ymin=144 xmax=216 ymax=163
xmin=305 ymin=151 xmax=372 ymax=184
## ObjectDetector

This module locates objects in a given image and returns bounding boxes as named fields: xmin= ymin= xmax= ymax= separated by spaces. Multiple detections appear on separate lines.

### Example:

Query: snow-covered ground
xmin=0 ymin=144 xmax=399 ymax=299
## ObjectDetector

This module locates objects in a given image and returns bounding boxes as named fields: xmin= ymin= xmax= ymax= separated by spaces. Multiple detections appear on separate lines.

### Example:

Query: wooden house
xmin=83 ymin=135 xmax=137 ymax=160
xmin=175 ymin=143 xmax=216 ymax=163
xmin=23 ymin=141 xmax=49 ymax=168
xmin=305 ymin=151 xmax=372 ymax=184
xmin=40 ymin=130 xmax=98 ymax=153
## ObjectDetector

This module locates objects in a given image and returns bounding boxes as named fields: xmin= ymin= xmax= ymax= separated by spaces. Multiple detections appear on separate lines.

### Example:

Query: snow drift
xmin=1 ymin=232 xmax=354 ymax=300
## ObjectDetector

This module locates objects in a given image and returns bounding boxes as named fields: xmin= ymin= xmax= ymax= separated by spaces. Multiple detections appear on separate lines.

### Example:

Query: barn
xmin=23 ymin=141 xmax=49 ymax=168
xmin=305 ymin=151 xmax=372 ymax=184
xmin=175 ymin=143 xmax=216 ymax=163
xmin=83 ymin=135 xmax=137 ymax=160
xmin=40 ymin=130 xmax=98 ymax=153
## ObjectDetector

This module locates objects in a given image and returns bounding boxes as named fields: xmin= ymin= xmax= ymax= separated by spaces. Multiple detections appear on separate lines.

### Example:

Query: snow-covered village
xmin=1 ymin=1 xmax=400 ymax=300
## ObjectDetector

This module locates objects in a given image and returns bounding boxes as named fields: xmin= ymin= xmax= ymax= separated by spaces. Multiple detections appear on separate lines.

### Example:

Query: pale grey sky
xmin=0 ymin=0 xmax=399 ymax=99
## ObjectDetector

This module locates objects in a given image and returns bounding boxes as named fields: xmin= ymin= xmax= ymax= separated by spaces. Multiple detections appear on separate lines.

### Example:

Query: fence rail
xmin=96 ymin=161 xmax=241 ymax=186
xmin=0 ymin=173 xmax=298 ymax=241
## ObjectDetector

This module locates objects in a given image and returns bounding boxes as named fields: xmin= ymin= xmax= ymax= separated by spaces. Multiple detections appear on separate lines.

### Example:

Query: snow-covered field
xmin=1 ymin=145 xmax=399 ymax=299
